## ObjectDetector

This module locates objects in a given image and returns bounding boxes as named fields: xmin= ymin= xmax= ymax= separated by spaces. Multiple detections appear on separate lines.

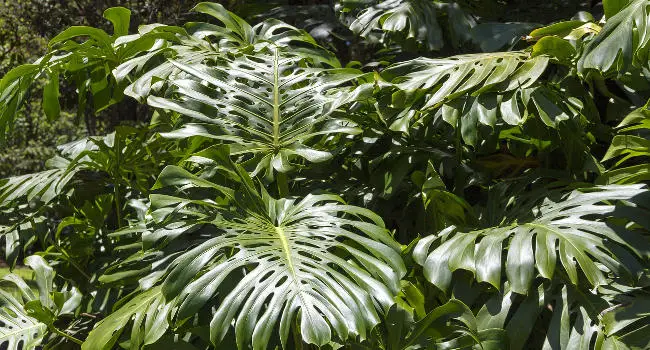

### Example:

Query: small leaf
xmin=528 ymin=20 xmax=587 ymax=40
xmin=603 ymin=0 xmax=632 ymax=19
xmin=532 ymin=37 xmax=576 ymax=64
xmin=104 ymin=7 xmax=131 ymax=37
xmin=42 ymin=71 xmax=60 ymax=120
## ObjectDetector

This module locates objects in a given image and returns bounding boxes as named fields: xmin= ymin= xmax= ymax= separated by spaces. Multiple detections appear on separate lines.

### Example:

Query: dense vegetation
xmin=1 ymin=0 xmax=649 ymax=349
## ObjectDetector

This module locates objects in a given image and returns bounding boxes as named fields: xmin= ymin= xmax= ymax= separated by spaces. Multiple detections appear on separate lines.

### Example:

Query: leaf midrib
xmin=274 ymin=224 xmax=313 ymax=323
xmin=275 ymin=225 xmax=297 ymax=279
xmin=273 ymin=48 xmax=281 ymax=150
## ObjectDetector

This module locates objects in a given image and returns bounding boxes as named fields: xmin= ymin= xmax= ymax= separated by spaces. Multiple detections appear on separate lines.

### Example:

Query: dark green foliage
xmin=1 ymin=1 xmax=650 ymax=349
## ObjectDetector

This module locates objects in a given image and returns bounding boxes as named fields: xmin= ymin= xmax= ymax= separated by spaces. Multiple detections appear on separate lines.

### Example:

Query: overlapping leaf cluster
xmin=1 ymin=1 xmax=650 ymax=349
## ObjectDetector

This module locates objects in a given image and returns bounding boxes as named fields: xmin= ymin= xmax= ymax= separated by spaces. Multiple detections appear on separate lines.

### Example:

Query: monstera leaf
xmin=578 ymin=0 xmax=650 ymax=75
xmin=599 ymin=106 xmax=650 ymax=184
xmin=139 ymin=146 xmax=405 ymax=348
xmin=186 ymin=2 xmax=327 ymax=52
xmin=255 ymin=5 xmax=349 ymax=43
xmin=0 ymin=291 xmax=47 ymax=350
xmin=118 ymin=2 xmax=338 ymax=99
xmin=0 ymin=153 xmax=81 ymax=265
xmin=342 ymin=0 xmax=444 ymax=50
xmin=117 ymin=4 xmax=361 ymax=179
xmin=473 ymin=282 xmax=607 ymax=349
xmin=600 ymin=286 xmax=650 ymax=349
xmin=0 ymin=276 xmax=47 ymax=350
xmin=0 ymin=256 xmax=82 ymax=350
xmin=141 ymin=44 xmax=365 ymax=177
xmin=0 ymin=3 xmax=325 ymax=143
xmin=338 ymin=0 xmax=475 ymax=51
xmin=381 ymin=51 xmax=581 ymax=142
xmin=414 ymin=185 xmax=650 ymax=295
xmin=0 ymin=134 xmax=105 ymax=208
xmin=0 ymin=128 xmax=159 ymax=265
xmin=384 ymin=52 xmax=550 ymax=110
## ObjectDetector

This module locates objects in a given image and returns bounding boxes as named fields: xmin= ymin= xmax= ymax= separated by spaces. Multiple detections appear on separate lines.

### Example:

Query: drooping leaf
xmin=471 ymin=22 xmax=539 ymax=52
xmin=103 ymin=7 xmax=132 ymax=37
xmin=414 ymin=185 xmax=650 ymax=294
xmin=383 ymin=51 xmax=550 ymax=111
xmin=528 ymin=20 xmax=592 ymax=41
xmin=42 ymin=71 xmax=61 ymax=120
xmin=0 ymin=63 xmax=44 ymax=143
xmin=603 ymin=0 xmax=633 ymax=20
xmin=342 ymin=0 xmax=445 ymax=50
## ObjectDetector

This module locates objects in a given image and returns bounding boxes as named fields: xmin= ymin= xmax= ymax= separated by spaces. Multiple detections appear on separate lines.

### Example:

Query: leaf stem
xmin=114 ymin=183 xmax=123 ymax=228
xmin=50 ymin=326 xmax=83 ymax=345
xmin=272 ymin=47 xmax=281 ymax=149
xmin=113 ymin=135 xmax=123 ymax=228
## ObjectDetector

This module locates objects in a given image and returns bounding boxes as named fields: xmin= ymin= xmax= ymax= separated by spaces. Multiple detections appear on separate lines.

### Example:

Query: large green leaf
xmin=143 ymin=45 xmax=365 ymax=177
xmin=578 ymin=0 xmax=650 ymax=75
xmin=118 ymin=3 xmax=336 ymax=98
xmin=143 ymin=146 xmax=405 ymax=348
xmin=381 ymin=52 xmax=583 ymax=144
xmin=413 ymin=185 xmax=650 ymax=294
xmin=384 ymin=52 xmax=550 ymax=111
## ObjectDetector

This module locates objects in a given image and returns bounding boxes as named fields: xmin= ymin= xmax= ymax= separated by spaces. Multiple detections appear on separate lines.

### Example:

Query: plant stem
xmin=51 ymin=326 xmax=83 ymax=345
xmin=113 ymin=135 xmax=123 ymax=228
xmin=114 ymin=183 xmax=123 ymax=228
xmin=277 ymin=171 xmax=289 ymax=197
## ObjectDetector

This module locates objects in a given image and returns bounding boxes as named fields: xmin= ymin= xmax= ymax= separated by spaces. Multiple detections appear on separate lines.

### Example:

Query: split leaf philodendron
xmin=1 ymin=1 xmax=649 ymax=349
